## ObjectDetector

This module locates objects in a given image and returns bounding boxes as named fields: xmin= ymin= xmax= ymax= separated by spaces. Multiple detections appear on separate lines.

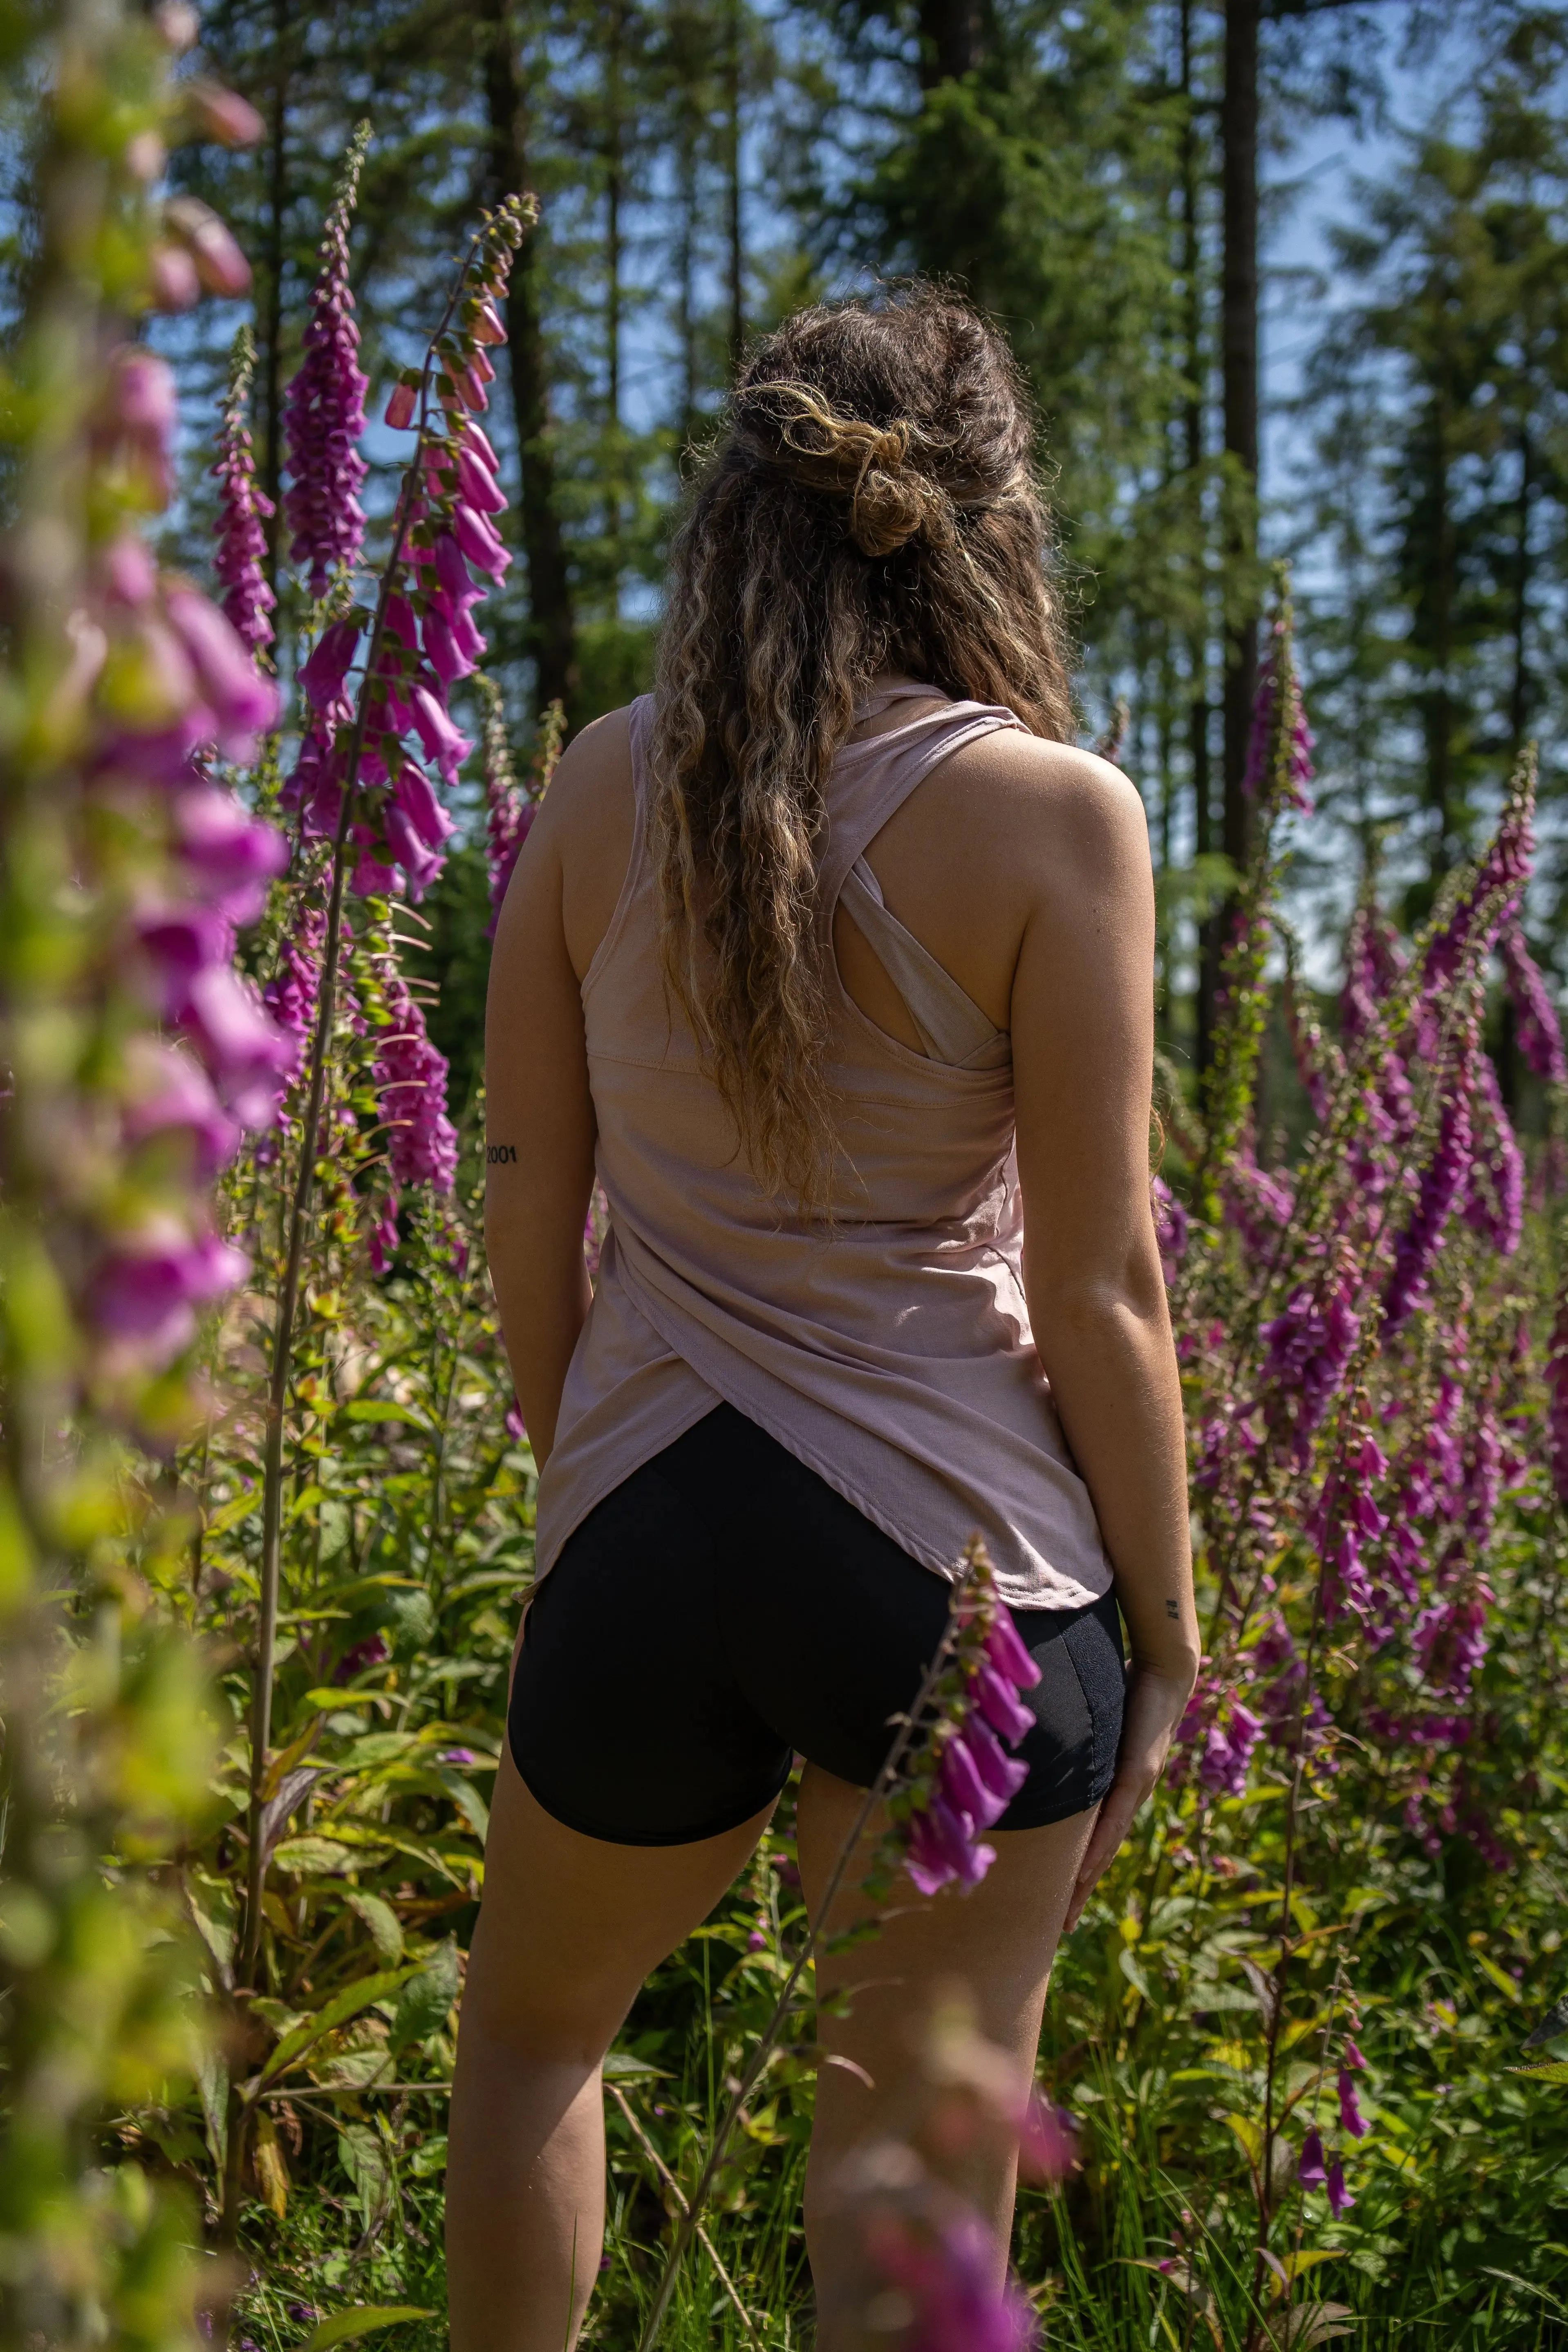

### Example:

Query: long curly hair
xmin=650 ymin=287 xmax=1075 ymax=1204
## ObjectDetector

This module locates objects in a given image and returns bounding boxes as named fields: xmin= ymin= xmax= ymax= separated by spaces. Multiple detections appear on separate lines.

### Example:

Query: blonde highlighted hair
xmin=651 ymin=288 xmax=1074 ymax=1204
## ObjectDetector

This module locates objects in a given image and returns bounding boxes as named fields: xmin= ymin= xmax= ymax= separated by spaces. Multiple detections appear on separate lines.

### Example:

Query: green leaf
xmin=341 ymin=1398 xmax=435 ymax=1430
xmin=347 ymin=1891 xmax=405 ymax=1966
xmin=271 ymin=1837 xmax=357 ymax=1877
xmin=292 ymin=2306 xmax=432 ymax=2352
xmin=1475 ymin=1950 xmax=1524 ymax=2003
xmin=603 ymin=2050 xmax=671 ymax=2080
xmin=1510 ymin=2060 xmax=1568 ymax=2083
xmin=203 ymin=1487 xmax=261 ymax=1540
xmin=256 ymin=1966 xmax=421 ymax=2089
xmin=390 ymin=1937 xmax=460 ymax=2053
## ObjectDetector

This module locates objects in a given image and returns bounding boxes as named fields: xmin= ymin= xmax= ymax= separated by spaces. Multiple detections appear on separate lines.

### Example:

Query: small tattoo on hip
xmin=486 ymin=1143 xmax=517 ymax=1165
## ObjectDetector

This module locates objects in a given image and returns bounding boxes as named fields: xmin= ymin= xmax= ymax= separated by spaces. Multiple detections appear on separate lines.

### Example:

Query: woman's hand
xmin=1062 ymin=1659 xmax=1196 ymax=1933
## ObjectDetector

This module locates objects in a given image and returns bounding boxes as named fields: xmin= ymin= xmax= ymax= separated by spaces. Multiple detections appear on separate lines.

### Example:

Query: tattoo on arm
xmin=1165 ymin=1598 xmax=1179 ymax=1619
xmin=486 ymin=1143 xmax=518 ymax=1165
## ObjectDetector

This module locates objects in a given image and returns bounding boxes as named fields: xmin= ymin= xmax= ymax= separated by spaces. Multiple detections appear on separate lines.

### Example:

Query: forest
xmin=2 ymin=0 xmax=1568 ymax=2349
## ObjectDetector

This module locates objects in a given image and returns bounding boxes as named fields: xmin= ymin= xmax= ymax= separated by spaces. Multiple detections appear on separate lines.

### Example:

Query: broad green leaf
xmin=1119 ymin=1947 xmax=1154 ymax=2004
xmin=1510 ymin=2060 xmax=1568 ymax=2083
xmin=202 ymin=1488 xmax=261 ymax=1540
xmin=341 ymin=1398 xmax=435 ymax=1430
xmin=347 ymin=1891 xmax=404 ymax=1965
xmin=1474 ymin=1950 xmax=1523 ymax=2003
xmin=603 ymin=2051 xmax=670 ymax=2080
xmin=257 ymin=1965 xmax=421 ymax=2088
xmin=271 ymin=1837 xmax=357 ymax=1877
xmin=292 ymin=2305 xmax=432 ymax=2352
xmin=390 ymin=1937 xmax=460 ymax=2052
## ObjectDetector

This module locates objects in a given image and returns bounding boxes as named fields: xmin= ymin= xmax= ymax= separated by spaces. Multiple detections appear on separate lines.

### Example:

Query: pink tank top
xmin=533 ymin=686 xmax=1113 ymax=1612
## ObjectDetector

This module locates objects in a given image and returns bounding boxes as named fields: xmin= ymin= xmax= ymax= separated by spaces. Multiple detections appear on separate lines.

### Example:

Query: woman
xmin=450 ymin=289 xmax=1198 ymax=2351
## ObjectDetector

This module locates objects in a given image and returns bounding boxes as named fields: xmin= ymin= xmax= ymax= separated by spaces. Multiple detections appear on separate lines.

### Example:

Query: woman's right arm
xmin=483 ymin=777 xmax=598 ymax=1472
xmin=1006 ymin=743 xmax=1198 ymax=1930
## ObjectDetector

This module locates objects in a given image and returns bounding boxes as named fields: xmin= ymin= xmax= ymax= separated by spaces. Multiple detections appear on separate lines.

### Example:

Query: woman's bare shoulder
xmin=928 ymin=727 xmax=1151 ymax=909
xmin=514 ymin=703 xmax=637 ymax=981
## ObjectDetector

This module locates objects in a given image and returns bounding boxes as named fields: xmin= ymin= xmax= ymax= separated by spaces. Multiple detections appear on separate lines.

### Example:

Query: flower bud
xmin=150 ymin=244 xmax=201 ymax=311
xmin=165 ymin=196 xmax=252 ymax=298
xmin=384 ymin=382 xmax=418 ymax=430
xmin=125 ymin=130 xmax=167 ymax=183
xmin=186 ymin=78 xmax=266 ymax=147
xmin=154 ymin=0 xmax=199 ymax=49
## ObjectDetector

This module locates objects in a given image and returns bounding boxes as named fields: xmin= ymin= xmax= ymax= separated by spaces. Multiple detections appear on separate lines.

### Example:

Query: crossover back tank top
xmin=533 ymin=685 xmax=1113 ymax=1613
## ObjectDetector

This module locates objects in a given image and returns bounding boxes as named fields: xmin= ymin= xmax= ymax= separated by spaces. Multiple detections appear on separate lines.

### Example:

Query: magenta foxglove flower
xmin=91 ymin=1219 xmax=250 ymax=1360
xmin=122 ymin=1036 xmax=241 ymax=1179
xmin=282 ymin=136 xmax=370 ymax=591
xmin=300 ymin=616 xmax=363 ymax=714
xmin=1241 ymin=593 xmax=1315 ymax=818
xmin=1017 ymin=2094 xmax=1077 ymax=2184
xmin=212 ymin=335 xmax=276 ymax=656
xmin=1326 ymin=2160 xmax=1355 ymax=2216
xmin=334 ymin=1633 xmax=390 ymax=1682
xmin=1298 ymin=2128 xmax=1327 ymax=2189
xmin=174 ymin=780 xmax=289 ymax=923
xmin=1548 ymin=1294 xmax=1568 ymax=1506
xmin=1462 ymin=1055 xmax=1523 ymax=1258
xmin=862 ymin=2199 xmax=1036 ymax=2352
xmin=1261 ymin=1248 xmax=1362 ymax=1466
xmin=1342 ymin=2040 xmax=1366 ymax=2071
xmin=1151 ymin=1176 xmax=1189 ymax=1286
xmin=1424 ymin=783 xmax=1534 ymax=993
xmin=371 ymin=948 xmax=458 ymax=1194
xmin=1500 ymin=922 xmax=1567 ymax=1085
xmin=902 ymin=1564 xmax=1039 ymax=1897
xmin=1337 ymin=2069 xmax=1369 ymax=2139
xmin=165 ymin=586 xmax=280 ymax=760
xmin=1383 ymin=1063 xmax=1474 ymax=1332
xmin=1198 ymin=1701 xmax=1263 ymax=1797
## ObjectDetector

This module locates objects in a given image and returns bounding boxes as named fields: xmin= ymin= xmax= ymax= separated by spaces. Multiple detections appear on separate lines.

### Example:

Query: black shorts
xmin=508 ymin=1404 xmax=1124 ymax=1847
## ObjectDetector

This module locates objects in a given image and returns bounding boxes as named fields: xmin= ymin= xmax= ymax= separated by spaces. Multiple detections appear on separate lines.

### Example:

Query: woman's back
xmin=522 ymin=678 xmax=1138 ymax=1609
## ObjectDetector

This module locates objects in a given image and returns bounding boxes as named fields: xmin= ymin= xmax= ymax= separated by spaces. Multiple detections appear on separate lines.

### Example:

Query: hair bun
xmin=733 ymin=380 xmax=950 ymax=557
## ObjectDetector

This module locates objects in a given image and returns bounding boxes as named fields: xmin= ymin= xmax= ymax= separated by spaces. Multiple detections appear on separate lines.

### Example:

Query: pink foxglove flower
xmin=1548 ymin=1292 xmax=1568 ymax=1506
xmin=212 ymin=330 xmax=276 ymax=656
xmin=1337 ymin=2069 xmax=1369 ymax=2139
xmin=1199 ymin=1700 xmax=1263 ymax=1797
xmin=1298 ymin=2128 xmax=1327 ymax=2189
xmin=371 ymin=946 xmax=458 ymax=1194
xmin=1383 ymin=1058 xmax=1474 ymax=1332
xmin=1326 ymin=2160 xmax=1355 ymax=2216
xmin=901 ymin=1552 xmax=1040 ymax=1898
xmin=282 ymin=130 xmax=370 ymax=591
xmin=1463 ymin=1055 xmax=1523 ymax=1258
xmin=1242 ymin=589 xmax=1315 ymax=817
xmin=1150 ymin=1176 xmax=1189 ymax=1286
xmin=1500 ymin=922 xmax=1567 ymax=1085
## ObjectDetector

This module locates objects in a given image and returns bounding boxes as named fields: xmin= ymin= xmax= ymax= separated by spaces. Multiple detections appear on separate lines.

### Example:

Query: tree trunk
xmin=478 ymin=0 xmax=578 ymax=717
xmin=605 ymin=0 xmax=624 ymax=596
xmin=724 ymin=0 xmax=744 ymax=380
xmin=917 ymin=0 xmax=986 ymax=84
xmin=1181 ymin=0 xmax=1217 ymax=1069
xmin=1221 ymin=0 xmax=1260 ymax=897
